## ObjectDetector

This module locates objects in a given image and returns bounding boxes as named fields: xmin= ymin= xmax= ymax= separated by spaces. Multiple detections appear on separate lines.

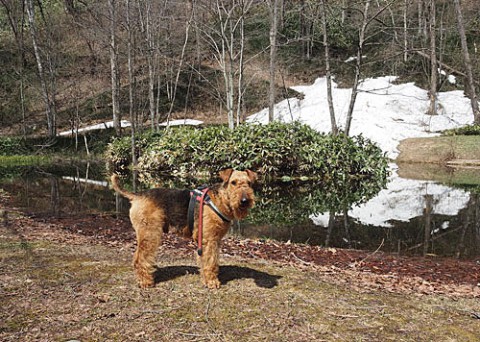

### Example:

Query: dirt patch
xmin=1 ymin=208 xmax=480 ymax=341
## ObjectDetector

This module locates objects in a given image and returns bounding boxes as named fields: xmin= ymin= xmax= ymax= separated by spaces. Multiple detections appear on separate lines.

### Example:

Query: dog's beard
xmin=232 ymin=198 xmax=255 ymax=220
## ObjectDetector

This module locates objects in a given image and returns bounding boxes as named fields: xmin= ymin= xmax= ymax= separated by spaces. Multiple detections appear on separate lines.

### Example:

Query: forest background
xmin=1 ymin=0 xmax=479 ymax=141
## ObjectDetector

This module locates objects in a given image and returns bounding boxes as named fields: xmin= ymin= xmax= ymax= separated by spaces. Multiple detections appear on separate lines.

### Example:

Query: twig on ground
xmin=351 ymin=239 xmax=385 ymax=268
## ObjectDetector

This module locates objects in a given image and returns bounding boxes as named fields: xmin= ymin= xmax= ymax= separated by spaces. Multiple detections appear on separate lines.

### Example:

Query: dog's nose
xmin=240 ymin=197 xmax=249 ymax=206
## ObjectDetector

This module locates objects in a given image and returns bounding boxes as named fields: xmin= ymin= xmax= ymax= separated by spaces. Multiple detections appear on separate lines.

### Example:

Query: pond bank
xmin=397 ymin=135 xmax=480 ymax=166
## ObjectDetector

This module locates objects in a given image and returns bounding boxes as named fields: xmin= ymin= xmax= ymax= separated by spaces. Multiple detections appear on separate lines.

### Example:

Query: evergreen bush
xmin=106 ymin=122 xmax=389 ymax=182
xmin=0 ymin=137 xmax=28 ymax=156
xmin=443 ymin=124 xmax=480 ymax=136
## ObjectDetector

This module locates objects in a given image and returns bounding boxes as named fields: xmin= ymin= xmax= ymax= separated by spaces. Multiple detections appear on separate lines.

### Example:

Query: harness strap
xmin=196 ymin=188 xmax=209 ymax=256
xmin=205 ymin=197 xmax=231 ymax=223
xmin=187 ymin=187 xmax=231 ymax=257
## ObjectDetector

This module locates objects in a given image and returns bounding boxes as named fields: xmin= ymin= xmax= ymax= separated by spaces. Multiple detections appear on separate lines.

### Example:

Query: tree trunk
xmin=147 ymin=57 xmax=156 ymax=129
xmin=192 ymin=0 xmax=202 ymax=77
xmin=345 ymin=0 xmax=371 ymax=136
xmin=143 ymin=2 xmax=156 ymax=130
xmin=403 ymin=0 xmax=408 ymax=62
xmin=320 ymin=0 xmax=338 ymax=135
xmin=236 ymin=8 xmax=246 ymax=126
xmin=268 ymin=0 xmax=279 ymax=123
xmin=125 ymin=0 xmax=136 ymax=168
xmin=166 ymin=10 xmax=192 ymax=126
xmin=226 ymin=55 xmax=235 ymax=130
xmin=108 ymin=0 xmax=121 ymax=135
xmin=427 ymin=0 xmax=437 ymax=116
xmin=453 ymin=0 xmax=480 ymax=124
xmin=25 ymin=0 xmax=56 ymax=138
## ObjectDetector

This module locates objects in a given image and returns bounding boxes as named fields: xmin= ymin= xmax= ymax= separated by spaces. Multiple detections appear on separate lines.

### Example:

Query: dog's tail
xmin=111 ymin=174 xmax=137 ymax=201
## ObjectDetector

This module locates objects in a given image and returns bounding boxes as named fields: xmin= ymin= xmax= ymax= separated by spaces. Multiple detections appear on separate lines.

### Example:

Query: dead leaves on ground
xmin=4 ymin=211 xmax=480 ymax=298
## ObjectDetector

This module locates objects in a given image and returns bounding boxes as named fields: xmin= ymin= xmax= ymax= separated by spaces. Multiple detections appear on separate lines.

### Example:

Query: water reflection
xmin=1 ymin=162 xmax=479 ymax=260
xmin=307 ymin=166 xmax=480 ymax=259
xmin=0 ymin=162 xmax=119 ymax=217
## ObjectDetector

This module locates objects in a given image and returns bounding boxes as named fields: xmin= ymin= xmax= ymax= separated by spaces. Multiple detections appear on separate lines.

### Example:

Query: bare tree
xmin=197 ymin=0 xmax=255 ymax=129
xmin=125 ymin=0 xmax=137 ymax=169
xmin=1 ymin=0 xmax=27 ymax=136
xmin=268 ymin=0 xmax=279 ymax=123
xmin=344 ymin=0 xmax=372 ymax=136
xmin=344 ymin=0 xmax=394 ymax=136
xmin=137 ymin=0 xmax=158 ymax=130
xmin=426 ymin=0 xmax=437 ymax=116
xmin=108 ymin=0 xmax=121 ymax=135
xmin=166 ymin=5 xmax=194 ymax=126
xmin=25 ymin=0 xmax=57 ymax=138
xmin=453 ymin=0 xmax=480 ymax=124
xmin=320 ymin=0 xmax=338 ymax=135
xmin=235 ymin=1 xmax=247 ymax=126
xmin=403 ymin=0 xmax=408 ymax=62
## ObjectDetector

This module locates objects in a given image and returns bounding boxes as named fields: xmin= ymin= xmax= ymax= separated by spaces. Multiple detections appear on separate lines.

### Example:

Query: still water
xmin=1 ymin=161 xmax=479 ymax=260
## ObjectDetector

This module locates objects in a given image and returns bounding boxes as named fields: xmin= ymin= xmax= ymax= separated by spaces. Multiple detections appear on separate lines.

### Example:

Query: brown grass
xmin=397 ymin=135 xmax=480 ymax=164
xmin=1 ymin=220 xmax=480 ymax=341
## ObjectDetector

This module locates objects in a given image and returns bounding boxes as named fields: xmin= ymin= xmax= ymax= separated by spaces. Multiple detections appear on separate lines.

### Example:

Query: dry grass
xmin=397 ymin=135 xmax=480 ymax=164
xmin=1 ymin=225 xmax=480 ymax=342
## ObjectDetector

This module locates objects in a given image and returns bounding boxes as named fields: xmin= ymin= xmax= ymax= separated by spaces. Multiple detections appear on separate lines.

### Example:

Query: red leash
xmin=195 ymin=187 xmax=209 ymax=256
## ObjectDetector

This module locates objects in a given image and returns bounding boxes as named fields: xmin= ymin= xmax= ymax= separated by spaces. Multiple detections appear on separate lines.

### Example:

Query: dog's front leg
xmin=197 ymin=240 xmax=221 ymax=289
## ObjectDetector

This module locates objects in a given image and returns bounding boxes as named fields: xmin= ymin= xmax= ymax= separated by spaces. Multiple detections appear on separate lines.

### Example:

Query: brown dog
xmin=111 ymin=169 xmax=257 ymax=289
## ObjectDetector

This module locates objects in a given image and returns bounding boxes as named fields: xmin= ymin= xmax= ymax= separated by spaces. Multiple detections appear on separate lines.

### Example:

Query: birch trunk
xmin=125 ymin=0 xmax=136 ymax=168
xmin=108 ymin=0 xmax=121 ymax=135
xmin=320 ymin=0 xmax=338 ymax=135
xmin=25 ymin=0 xmax=56 ymax=138
xmin=403 ymin=0 xmax=408 ymax=62
xmin=236 ymin=9 xmax=245 ymax=126
xmin=345 ymin=0 xmax=371 ymax=136
xmin=427 ymin=0 xmax=437 ymax=116
xmin=167 ymin=10 xmax=192 ymax=126
xmin=268 ymin=0 xmax=279 ymax=123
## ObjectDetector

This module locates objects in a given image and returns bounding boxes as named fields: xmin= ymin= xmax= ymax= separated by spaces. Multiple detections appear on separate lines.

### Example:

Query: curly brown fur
xmin=111 ymin=169 xmax=257 ymax=289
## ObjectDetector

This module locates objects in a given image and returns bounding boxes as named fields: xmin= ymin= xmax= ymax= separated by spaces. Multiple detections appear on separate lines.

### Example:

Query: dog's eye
xmin=231 ymin=180 xmax=237 ymax=186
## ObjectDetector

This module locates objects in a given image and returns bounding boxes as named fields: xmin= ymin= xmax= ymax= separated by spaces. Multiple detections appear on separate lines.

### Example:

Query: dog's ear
xmin=245 ymin=169 xmax=258 ymax=183
xmin=219 ymin=168 xmax=234 ymax=183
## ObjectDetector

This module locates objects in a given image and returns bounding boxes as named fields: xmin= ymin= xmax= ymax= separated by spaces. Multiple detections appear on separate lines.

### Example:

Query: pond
xmin=1 ymin=160 xmax=479 ymax=260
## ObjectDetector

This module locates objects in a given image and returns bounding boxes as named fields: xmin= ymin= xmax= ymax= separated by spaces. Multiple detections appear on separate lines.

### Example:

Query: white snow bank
xmin=247 ymin=76 xmax=474 ymax=159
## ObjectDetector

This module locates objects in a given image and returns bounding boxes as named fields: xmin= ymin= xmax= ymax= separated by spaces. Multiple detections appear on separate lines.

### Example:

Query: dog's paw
xmin=205 ymin=278 xmax=221 ymax=289
xmin=138 ymin=277 xmax=155 ymax=289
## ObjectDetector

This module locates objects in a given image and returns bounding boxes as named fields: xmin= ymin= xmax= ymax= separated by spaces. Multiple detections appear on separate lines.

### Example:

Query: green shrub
xmin=0 ymin=137 xmax=29 ymax=156
xmin=106 ymin=122 xmax=389 ymax=182
xmin=443 ymin=124 xmax=480 ymax=136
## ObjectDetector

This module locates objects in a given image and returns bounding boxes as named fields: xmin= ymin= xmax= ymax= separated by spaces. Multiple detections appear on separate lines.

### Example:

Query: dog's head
xmin=219 ymin=168 xmax=257 ymax=220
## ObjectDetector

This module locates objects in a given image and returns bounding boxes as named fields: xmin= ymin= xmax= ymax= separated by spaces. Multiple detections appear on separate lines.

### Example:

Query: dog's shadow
xmin=153 ymin=265 xmax=281 ymax=289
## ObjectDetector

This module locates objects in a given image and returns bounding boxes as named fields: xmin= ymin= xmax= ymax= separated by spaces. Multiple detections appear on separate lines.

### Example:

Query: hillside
xmin=1 ymin=1 xmax=479 ymax=138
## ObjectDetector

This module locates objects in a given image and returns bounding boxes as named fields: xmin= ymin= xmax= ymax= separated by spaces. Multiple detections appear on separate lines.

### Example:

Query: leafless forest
xmin=1 ymin=0 xmax=479 ymax=137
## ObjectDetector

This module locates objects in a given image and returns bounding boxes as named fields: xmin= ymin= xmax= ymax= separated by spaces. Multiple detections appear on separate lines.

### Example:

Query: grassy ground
xmin=1 ymin=215 xmax=479 ymax=341
xmin=397 ymin=135 xmax=480 ymax=165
